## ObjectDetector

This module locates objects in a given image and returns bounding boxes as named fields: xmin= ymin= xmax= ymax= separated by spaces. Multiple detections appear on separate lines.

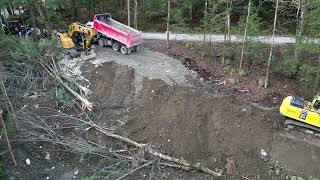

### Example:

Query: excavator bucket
xmin=80 ymin=49 xmax=97 ymax=61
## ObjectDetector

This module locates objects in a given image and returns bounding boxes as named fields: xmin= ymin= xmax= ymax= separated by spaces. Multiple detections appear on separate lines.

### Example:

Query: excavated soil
xmin=82 ymin=56 xmax=320 ymax=179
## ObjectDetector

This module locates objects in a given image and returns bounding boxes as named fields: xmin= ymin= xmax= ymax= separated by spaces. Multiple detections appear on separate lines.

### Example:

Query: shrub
xmin=274 ymin=58 xmax=302 ymax=78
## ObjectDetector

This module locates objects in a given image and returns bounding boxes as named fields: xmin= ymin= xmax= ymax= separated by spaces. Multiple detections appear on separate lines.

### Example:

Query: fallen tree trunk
xmin=75 ymin=116 xmax=223 ymax=177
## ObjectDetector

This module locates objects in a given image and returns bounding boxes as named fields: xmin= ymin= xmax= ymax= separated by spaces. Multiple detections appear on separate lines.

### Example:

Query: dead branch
xmin=35 ymin=108 xmax=223 ymax=177
xmin=115 ymin=160 xmax=155 ymax=180
xmin=40 ymin=60 xmax=93 ymax=111
xmin=0 ymin=110 xmax=17 ymax=167
xmin=76 ymin=118 xmax=222 ymax=177
xmin=0 ymin=80 xmax=16 ymax=120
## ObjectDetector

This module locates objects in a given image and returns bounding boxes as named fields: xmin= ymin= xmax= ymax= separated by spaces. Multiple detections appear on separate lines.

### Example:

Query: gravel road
xmin=142 ymin=32 xmax=298 ymax=44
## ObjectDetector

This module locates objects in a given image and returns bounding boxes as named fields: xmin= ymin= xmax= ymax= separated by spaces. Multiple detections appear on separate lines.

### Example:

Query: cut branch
xmin=40 ymin=58 xmax=93 ymax=111
xmin=0 ymin=110 xmax=17 ymax=167
xmin=74 ymin=116 xmax=223 ymax=177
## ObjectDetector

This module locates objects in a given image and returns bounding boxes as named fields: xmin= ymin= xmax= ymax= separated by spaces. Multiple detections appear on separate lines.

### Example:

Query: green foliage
xmin=55 ymin=78 xmax=80 ymax=109
xmin=232 ymin=11 xmax=267 ymax=36
xmin=141 ymin=0 xmax=167 ymax=21
xmin=298 ymin=64 xmax=319 ymax=85
xmin=207 ymin=0 xmax=225 ymax=33
xmin=1 ymin=113 xmax=16 ymax=136
xmin=274 ymin=58 xmax=302 ymax=78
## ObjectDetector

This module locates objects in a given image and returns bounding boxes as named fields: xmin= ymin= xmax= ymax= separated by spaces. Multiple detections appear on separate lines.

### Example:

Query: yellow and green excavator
xmin=56 ymin=22 xmax=96 ymax=60
xmin=280 ymin=95 xmax=320 ymax=132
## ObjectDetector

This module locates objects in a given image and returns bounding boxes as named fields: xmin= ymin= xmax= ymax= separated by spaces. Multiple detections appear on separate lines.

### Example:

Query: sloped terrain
xmin=81 ymin=47 xmax=320 ymax=179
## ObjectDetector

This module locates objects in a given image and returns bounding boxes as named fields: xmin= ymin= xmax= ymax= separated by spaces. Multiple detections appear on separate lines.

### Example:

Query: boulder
xmin=258 ymin=77 xmax=268 ymax=88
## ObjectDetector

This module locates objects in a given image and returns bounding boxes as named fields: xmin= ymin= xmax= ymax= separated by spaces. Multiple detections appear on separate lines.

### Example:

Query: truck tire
xmin=112 ymin=42 xmax=120 ymax=51
xmin=120 ymin=45 xmax=128 ymax=55
xmin=98 ymin=39 xmax=105 ymax=47
xmin=132 ymin=46 xmax=139 ymax=52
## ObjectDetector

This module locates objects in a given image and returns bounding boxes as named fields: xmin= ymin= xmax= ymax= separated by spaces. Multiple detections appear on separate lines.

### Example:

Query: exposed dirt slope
xmin=83 ymin=56 xmax=320 ymax=179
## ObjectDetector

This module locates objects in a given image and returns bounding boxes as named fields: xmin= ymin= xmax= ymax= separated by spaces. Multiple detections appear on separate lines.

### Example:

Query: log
xmin=76 ymin=118 xmax=223 ymax=177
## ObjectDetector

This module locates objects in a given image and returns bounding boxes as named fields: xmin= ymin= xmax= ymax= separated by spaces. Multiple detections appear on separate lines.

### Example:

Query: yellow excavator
xmin=56 ymin=22 xmax=96 ymax=60
xmin=280 ymin=95 xmax=320 ymax=132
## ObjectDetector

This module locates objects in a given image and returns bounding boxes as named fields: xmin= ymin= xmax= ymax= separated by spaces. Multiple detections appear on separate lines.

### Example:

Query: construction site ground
xmin=3 ymin=45 xmax=320 ymax=179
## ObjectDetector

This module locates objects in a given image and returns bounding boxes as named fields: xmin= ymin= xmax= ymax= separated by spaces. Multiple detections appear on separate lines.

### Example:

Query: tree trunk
xmin=239 ymin=0 xmax=251 ymax=72
xmin=202 ymin=0 xmax=208 ymax=58
xmin=294 ymin=0 xmax=305 ymax=60
xmin=127 ymin=0 xmax=131 ymax=26
xmin=265 ymin=0 xmax=279 ymax=89
xmin=134 ymin=0 xmax=138 ymax=29
xmin=0 ymin=6 xmax=4 ymax=33
xmin=189 ymin=5 xmax=193 ymax=21
xmin=227 ymin=11 xmax=231 ymax=41
xmin=166 ymin=0 xmax=170 ymax=49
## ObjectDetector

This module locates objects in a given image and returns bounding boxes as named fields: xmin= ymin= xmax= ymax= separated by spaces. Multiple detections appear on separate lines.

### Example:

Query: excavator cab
xmin=311 ymin=96 xmax=320 ymax=111
xmin=280 ymin=95 xmax=320 ymax=132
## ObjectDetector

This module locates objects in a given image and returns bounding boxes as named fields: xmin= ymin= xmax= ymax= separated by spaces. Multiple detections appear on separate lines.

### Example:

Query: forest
xmin=1 ymin=0 xmax=319 ymax=95
xmin=0 ymin=0 xmax=320 ymax=179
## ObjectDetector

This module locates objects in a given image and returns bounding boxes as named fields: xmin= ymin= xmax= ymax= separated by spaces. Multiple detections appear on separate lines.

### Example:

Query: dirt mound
xmin=83 ymin=62 xmax=278 ymax=178
xmin=82 ymin=57 xmax=320 ymax=178
xmin=122 ymin=79 xmax=275 ymax=177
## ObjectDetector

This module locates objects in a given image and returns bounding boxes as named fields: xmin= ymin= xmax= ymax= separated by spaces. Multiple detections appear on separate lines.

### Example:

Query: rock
xmin=315 ymin=133 xmax=320 ymax=138
xmin=305 ymin=130 xmax=314 ymax=135
xmin=74 ymin=170 xmax=79 ymax=175
xmin=228 ymin=78 xmax=237 ymax=85
xmin=46 ymin=177 xmax=50 ymax=180
xmin=260 ymin=149 xmax=268 ymax=157
xmin=45 ymin=153 xmax=51 ymax=161
xmin=25 ymin=158 xmax=31 ymax=165
xmin=225 ymin=157 xmax=236 ymax=176
xmin=287 ymin=125 xmax=294 ymax=129
xmin=239 ymin=69 xmax=248 ymax=76
xmin=258 ymin=77 xmax=268 ymax=88
xmin=275 ymin=168 xmax=280 ymax=175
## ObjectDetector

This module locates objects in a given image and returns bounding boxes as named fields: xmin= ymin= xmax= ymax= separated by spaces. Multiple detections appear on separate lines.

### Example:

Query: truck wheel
xmin=98 ymin=39 xmax=105 ymax=47
xmin=120 ymin=45 xmax=128 ymax=55
xmin=112 ymin=42 xmax=120 ymax=51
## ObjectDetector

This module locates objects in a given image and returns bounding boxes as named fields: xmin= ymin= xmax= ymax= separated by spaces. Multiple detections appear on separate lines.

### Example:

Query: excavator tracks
xmin=284 ymin=119 xmax=320 ymax=133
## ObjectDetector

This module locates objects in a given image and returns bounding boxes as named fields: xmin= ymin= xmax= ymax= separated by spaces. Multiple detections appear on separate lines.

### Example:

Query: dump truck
xmin=280 ymin=95 xmax=320 ymax=132
xmin=93 ymin=13 xmax=142 ymax=55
